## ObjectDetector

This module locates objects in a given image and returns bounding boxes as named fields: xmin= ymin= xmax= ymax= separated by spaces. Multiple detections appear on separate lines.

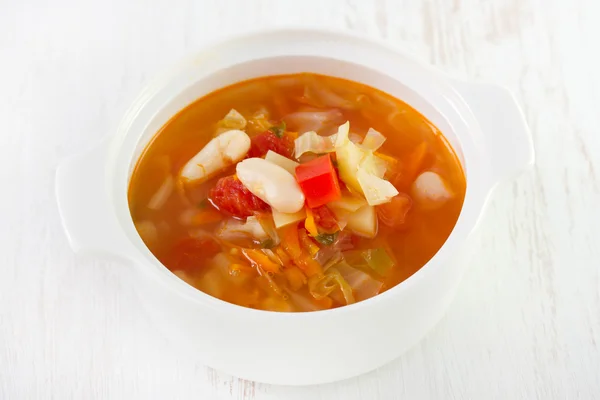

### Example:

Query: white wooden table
xmin=2 ymin=0 xmax=600 ymax=398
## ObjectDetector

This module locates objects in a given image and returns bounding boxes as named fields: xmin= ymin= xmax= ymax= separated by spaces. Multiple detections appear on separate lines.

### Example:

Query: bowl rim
xmin=109 ymin=26 xmax=492 ymax=320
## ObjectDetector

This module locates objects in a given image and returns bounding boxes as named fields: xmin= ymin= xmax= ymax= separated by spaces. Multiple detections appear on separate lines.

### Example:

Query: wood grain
xmin=1 ymin=0 xmax=599 ymax=398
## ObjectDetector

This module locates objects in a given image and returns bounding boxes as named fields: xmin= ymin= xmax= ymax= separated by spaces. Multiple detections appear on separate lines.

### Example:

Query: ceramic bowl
xmin=56 ymin=28 xmax=534 ymax=385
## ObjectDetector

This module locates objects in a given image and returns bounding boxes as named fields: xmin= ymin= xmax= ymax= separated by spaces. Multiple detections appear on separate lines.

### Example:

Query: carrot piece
xmin=241 ymin=249 xmax=281 ymax=274
xmin=374 ymin=151 xmax=399 ymax=167
xmin=295 ymin=254 xmax=322 ymax=277
xmin=280 ymin=223 xmax=322 ymax=276
xmin=286 ymin=131 xmax=299 ymax=140
xmin=397 ymin=143 xmax=428 ymax=188
xmin=230 ymin=263 xmax=255 ymax=275
xmin=190 ymin=208 xmax=224 ymax=225
xmin=284 ymin=267 xmax=307 ymax=291
xmin=298 ymin=228 xmax=320 ymax=256
xmin=304 ymin=208 xmax=319 ymax=237
xmin=375 ymin=151 xmax=401 ymax=181
xmin=275 ymin=247 xmax=292 ymax=266
xmin=280 ymin=223 xmax=303 ymax=259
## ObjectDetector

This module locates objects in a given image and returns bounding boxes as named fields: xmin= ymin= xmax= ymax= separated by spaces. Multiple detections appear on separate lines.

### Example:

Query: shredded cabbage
xmin=358 ymin=128 xmax=386 ymax=151
xmin=265 ymin=150 xmax=299 ymax=174
xmin=285 ymin=289 xmax=328 ymax=312
xmin=216 ymin=216 xmax=268 ymax=243
xmin=272 ymin=208 xmax=306 ymax=229
xmin=294 ymin=131 xmax=337 ymax=158
xmin=147 ymin=175 xmax=174 ymax=210
xmin=334 ymin=122 xmax=365 ymax=192
xmin=308 ymin=269 xmax=355 ymax=305
xmin=360 ymin=152 xmax=387 ymax=178
xmin=334 ymin=121 xmax=351 ymax=147
xmin=334 ymin=122 xmax=398 ymax=205
xmin=246 ymin=108 xmax=272 ymax=135
xmin=215 ymin=109 xmax=246 ymax=135
xmin=327 ymin=194 xmax=367 ymax=212
xmin=255 ymin=213 xmax=280 ymax=246
xmin=334 ymin=261 xmax=383 ymax=301
xmin=357 ymin=168 xmax=399 ymax=206
xmin=283 ymin=109 xmax=344 ymax=134
xmin=302 ymin=81 xmax=357 ymax=110
xmin=349 ymin=132 xmax=363 ymax=144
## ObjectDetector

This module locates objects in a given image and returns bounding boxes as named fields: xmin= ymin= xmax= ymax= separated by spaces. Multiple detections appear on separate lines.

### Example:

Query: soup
xmin=128 ymin=73 xmax=466 ymax=312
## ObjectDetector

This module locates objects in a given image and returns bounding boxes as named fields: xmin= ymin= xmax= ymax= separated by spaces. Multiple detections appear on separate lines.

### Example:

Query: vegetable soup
xmin=128 ymin=73 xmax=466 ymax=312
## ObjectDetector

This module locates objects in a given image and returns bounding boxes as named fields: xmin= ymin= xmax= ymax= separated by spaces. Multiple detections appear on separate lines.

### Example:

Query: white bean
xmin=236 ymin=158 xmax=305 ymax=213
xmin=411 ymin=171 xmax=453 ymax=209
xmin=180 ymin=130 xmax=250 ymax=183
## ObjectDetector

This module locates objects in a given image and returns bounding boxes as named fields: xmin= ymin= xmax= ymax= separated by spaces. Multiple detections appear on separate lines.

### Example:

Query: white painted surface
xmin=1 ymin=0 xmax=599 ymax=398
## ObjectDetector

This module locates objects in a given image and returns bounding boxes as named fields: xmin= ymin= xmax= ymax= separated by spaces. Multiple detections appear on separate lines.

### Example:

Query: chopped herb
xmin=197 ymin=199 xmax=209 ymax=209
xmin=260 ymin=238 xmax=276 ymax=249
xmin=314 ymin=232 xmax=338 ymax=246
xmin=268 ymin=121 xmax=287 ymax=138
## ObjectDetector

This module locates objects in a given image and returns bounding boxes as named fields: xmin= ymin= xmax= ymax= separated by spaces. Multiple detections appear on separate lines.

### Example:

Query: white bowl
xmin=56 ymin=28 xmax=534 ymax=385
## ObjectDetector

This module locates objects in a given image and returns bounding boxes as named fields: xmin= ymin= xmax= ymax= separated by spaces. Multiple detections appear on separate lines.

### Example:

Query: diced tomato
xmin=248 ymin=131 xmax=294 ymax=158
xmin=295 ymin=154 xmax=342 ymax=208
xmin=377 ymin=193 xmax=412 ymax=228
xmin=312 ymin=205 xmax=338 ymax=231
xmin=209 ymin=175 xmax=270 ymax=218
xmin=350 ymin=234 xmax=361 ymax=248
xmin=167 ymin=236 xmax=220 ymax=271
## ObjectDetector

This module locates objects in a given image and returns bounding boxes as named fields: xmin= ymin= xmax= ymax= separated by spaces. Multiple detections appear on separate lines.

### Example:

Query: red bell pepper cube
xmin=295 ymin=154 xmax=342 ymax=208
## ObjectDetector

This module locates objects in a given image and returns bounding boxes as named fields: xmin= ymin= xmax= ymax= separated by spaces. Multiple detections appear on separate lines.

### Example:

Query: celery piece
xmin=362 ymin=248 xmax=395 ymax=276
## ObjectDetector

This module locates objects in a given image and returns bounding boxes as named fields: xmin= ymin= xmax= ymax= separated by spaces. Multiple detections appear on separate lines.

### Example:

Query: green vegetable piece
xmin=362 ymin=248 xmax=395 ymax=276
xmin=314 ymin=232 xmax=338 ymax=246
xmin=260 ymin=238 xmax=275 ymax=249
xmin=268 ymin=121 xmax=287 ymax=138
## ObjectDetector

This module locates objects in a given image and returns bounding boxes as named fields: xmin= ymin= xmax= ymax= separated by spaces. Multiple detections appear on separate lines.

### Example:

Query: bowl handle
xmin=453 ymin=81 xmax=535 ymax=186
xmin=56 ymin=138 xmax=132 ymax=260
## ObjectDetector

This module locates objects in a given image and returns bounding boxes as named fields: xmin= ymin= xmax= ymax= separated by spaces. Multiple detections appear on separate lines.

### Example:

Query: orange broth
xmin=128 ymin=73 xmax=466 ymax=312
